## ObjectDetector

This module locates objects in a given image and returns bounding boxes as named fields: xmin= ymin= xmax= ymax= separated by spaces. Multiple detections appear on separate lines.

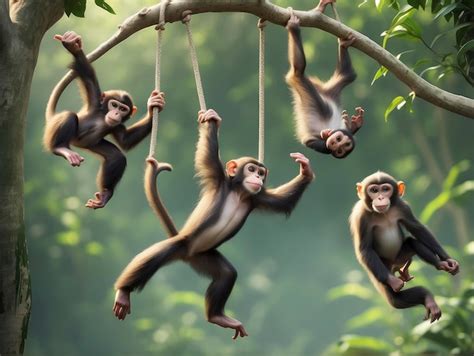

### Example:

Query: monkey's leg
xmin=44 ymin=112 xmax=84 ymax=166
xmin=86 ymin=139 xmax=126 ymax=209
xmin=382 ymin=284 xmax=441 ymax=323
xmin=393 ymin=241 xmax=416 ymax=282
xmin=113 ymin=236 xmax=188 ymax=320
xmin=326 ymin=34 xmax=357 ymax=99
xmin=286 ymin=15 xmax=331 ymax=117
xmin=189 ymin=250 xmax=248 ymax=340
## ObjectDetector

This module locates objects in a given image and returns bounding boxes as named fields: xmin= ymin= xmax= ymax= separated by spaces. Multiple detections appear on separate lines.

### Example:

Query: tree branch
xmin=51 ymin=0 xmax=474 ymax=119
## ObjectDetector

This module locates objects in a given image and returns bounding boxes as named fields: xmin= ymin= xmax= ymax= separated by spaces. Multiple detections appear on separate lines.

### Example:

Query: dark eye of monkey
xmin=258 ymin=168 xmax=265 ymax=176
xmin=369 ymin=187 xmax=378 ymax=193
xmin=248 ymin=165 xmax=255 ymax=173
xmin=382 ymin=185 xmax=390 ymax=192
xmin=111 ymin=101 xmax=118 ymax=108
xmin=337 ymin=135 xmax=342 ymax=142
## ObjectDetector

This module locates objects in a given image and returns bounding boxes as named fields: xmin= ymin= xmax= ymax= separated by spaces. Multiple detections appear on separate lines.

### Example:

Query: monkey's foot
xmin=387 ymin=275 xmax=405 ymax=292
xmin=113 ymin=289 xmax=131 ymax=320
xmin=209 ymin=315 xmax=249 ymax=340
xmin=351 ymin=107 xmax=364 ymax=128
xmin=85 ymin=190 xmax=112 ymax=209
xmin=339 ymin=33 xmax=356 ymax=48
xmin=424 ymin=295 xmax=441 ymax=323
xmin=53 ymin=147 xmax=84 ymax=167
xmin=286 ymin=8 xmax=300 ymax=30
xmin=437 ymin=259 xmax=460 ymax=275
xmin=397 ymin=268 xmax=414 ymax=282
xmin=316 ymin=0 xmax=335 ymax=13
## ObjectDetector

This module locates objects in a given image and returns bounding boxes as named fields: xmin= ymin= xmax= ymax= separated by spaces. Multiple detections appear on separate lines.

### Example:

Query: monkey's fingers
xmin=232 ymin=329 xmax=239 ymax=340
xmin=53 ymin=34 xmax=63 ymax=41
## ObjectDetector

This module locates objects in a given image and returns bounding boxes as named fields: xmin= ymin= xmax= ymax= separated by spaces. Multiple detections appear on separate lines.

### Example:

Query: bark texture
xmin=0 ymin=2 xmax=63 ymax=354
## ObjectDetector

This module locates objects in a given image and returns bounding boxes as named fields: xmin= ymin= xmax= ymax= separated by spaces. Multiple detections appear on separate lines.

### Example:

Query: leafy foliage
xmin=64 ymin=0 xmax=115 ymax=17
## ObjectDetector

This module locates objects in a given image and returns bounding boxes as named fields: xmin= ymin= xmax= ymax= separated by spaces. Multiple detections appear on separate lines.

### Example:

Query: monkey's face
xmin=105 ymin=99 xmax=131 ymax=127
xmin=366 ymin=183 xmax=394 ymax=213
xmin=242 ymin=163 xmax=266 ymax=194
xmin=326 ymin=131 xmax=354 ymax=158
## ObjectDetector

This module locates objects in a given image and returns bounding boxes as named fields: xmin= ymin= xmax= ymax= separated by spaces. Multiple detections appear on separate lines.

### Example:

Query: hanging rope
xmin=257 ymin=19 xmax=266 ymax=163
xmin=149 ymin=0 xmax=170 ymax=158
xmin=182 ymin=11 xmax=207 ymax=112
xmin=331 ymin=3 xmax=341 ymax=22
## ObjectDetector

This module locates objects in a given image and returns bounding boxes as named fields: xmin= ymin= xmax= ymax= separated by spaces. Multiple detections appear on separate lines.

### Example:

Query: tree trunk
xmin=0 ymin=2 xmax=63 ymax=354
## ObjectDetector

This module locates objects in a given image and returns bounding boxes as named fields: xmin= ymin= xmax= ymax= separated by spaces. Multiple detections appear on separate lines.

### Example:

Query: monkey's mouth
xmin=105 ymin=116 xmax=121 ymax=126
xmin=374 ymin=204 xmax=389 ymax=213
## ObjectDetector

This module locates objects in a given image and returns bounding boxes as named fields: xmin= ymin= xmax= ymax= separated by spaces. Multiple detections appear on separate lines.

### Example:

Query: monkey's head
xmin=326 ymin=129 xmax=355 ymax=159
xmin=101 ymin=90 xmax=137 ymax=127
xmin=356 ymin=171 xmax=405 ymax=214
xmin=226 ymin=157 xmax=268 ymax=195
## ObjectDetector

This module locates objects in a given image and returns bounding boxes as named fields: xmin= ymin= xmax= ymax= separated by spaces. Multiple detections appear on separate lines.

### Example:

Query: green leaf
xmin=327 ymin=283 xmax=374 ymax=300
xmin=457 ymin=39 xmax=474 ymax=66
xmin=338 ymin=335 xmax=392 ymax=352
xmin=375 ymin=0 xmax=386 ymax=12
xmin=95 ymin=0 xmax=116 ymax=14
xmin=434 ymin=3 xmax=460 ymax=21
xmin=371 ymin=65 xmax=389 ymax=85
xmin=420 ymin=65 xmax=441 ymax=77
xmin=431 ymin=0 xmax=442 ymax=14
xmin=347 ymin=307 xmax=386 ymax=329
xmin=442 ymin=160 xmax=469 ymax=191
xmin=384 ymin=96 xmax=405 ymax=121
xmin=407 ymin=0 xmax=426 ymax=10
xmin=64 ymin=0 xmax=86 ymax=17
xmin=430 ymin=22 xmax=473 ymax=48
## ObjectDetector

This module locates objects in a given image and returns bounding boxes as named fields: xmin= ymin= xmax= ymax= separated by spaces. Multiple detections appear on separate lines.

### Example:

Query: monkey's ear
xmin=101 ymin=92 xmax=106 ymax=103
xmin=131 ymin=106 xmax=138 ymax=117
xmin=397 ymin=181 xmax=406 ymax=197
xmin=356 ymin=183 xmax=364 ymax=199
xmin=225 ymin=160 xmax=238 ymax=177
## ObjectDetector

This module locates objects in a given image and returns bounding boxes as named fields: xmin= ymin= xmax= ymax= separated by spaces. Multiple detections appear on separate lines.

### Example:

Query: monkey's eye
xmin=111 ymin=102 xmax=118 ymax=108
xmin=345 ymin=142 xmax=351 ymax=147
xmin=119 ymin=107 xmax=127 ymax=112
xmin=337 ymin=136 xmax=342 ymax=142
xmin=258 ymin=169 xmax=265 ymax=176
xmin=248 ymin=166 xmax=255 ymax=173
xmin=381 ymin=186 xmax=390 ymax=192
xmin=369 ymin=187 xmax=378 ymax=193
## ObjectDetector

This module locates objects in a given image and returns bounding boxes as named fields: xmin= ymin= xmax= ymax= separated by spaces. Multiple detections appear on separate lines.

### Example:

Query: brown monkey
xmin=349 ymin=171 xmax=460 ymax=322
xmin=113 ymin=109 xmax=314 ymax=339
xmin=286 ymin=3 xmax=364 ymax=159
xmin=44 ymin=31 xmax=165 ymax=209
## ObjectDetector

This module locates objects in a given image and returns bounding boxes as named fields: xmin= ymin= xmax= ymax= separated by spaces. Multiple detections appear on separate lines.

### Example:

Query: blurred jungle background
xmin=24 ymin=0 xmax=473 ymax=354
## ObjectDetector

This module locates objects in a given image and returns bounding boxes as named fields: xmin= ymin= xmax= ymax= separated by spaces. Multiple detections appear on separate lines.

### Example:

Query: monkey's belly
xmin=189 ymin=195 xmax=250 ymax=254
xmin=374 ymin=226 xmax=404 ymax=261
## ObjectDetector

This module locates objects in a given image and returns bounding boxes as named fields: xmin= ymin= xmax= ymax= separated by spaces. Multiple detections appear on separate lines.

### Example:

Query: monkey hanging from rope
xmin=113 ymin=109 xmax=315 ymax=339
xmin=44 ymin=31 xmax=165 ymax=209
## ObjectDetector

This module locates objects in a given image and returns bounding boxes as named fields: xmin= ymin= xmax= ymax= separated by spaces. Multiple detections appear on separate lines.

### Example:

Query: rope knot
xmin=181 ymin=10 xmax=192 ymax=24
xmin=257 ymin=18 xmax=267 ymax=29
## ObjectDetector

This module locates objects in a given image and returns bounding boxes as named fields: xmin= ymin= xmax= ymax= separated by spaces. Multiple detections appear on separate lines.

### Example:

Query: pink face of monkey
xmin=366 ymin=183 xmax=394 ymax=213
xmin=326 ymin=131 xmax=353 ymax=158
xmin=242 ymin=163 xmax=267 ymax=194
xmin=105 ymin=99 xmax=131 ymax=127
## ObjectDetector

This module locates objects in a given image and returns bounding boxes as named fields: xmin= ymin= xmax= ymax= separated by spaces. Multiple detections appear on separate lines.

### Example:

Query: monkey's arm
xmin=305 ymin=138 xmax=331 ymax=154
xmin=70 ymin=50 xmax=102 ymax=109
xmin=400 ymin=205 xmax=450 ymax=260
xmin=195 ymin=116 xmax=226 ymax=189
xmin=256 ymin=153 xmax=314 ymax=215
xmin=112 ymin=118 xmax=152 ymax=151
xmin=357 ymin=225 xmax=392 ymax=284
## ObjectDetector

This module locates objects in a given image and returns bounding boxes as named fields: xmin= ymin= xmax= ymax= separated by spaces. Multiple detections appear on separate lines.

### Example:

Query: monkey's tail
xmin=45 ymin=74 xmax=70 ymax=120
xmin=145 ymin=159 xmax=179 ymax=237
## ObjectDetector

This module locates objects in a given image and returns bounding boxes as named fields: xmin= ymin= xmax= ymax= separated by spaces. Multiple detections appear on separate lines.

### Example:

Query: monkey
xmin=43 ymin=31 xmax=165 ymax=209
xmin=285 ymin=2 xmax=364 ymax=159
xmin=113 ymin=109 xmax=315 ymax=339
xmin=349 ymin=171 xmax=460 ymax=322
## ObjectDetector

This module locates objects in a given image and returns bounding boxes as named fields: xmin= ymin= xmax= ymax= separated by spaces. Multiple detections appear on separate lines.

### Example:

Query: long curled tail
xmin=145 ymin=157 xmax=178 ymax=237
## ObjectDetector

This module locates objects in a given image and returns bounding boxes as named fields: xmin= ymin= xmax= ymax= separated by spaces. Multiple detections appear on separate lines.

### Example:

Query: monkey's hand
xmin=339 ymin=32 xmax=355 ymax=48
xmin=437 ymin=259 xmax=460 ymax=275
xmin=54 ymin=31 xmax=83 ymax=54
xmin=320 ymin=129 xmax=333 ymax=140
xmin=290 ymin=152 xmax=314 ymax=180
xmin=387 ymin=274 xmax=405 ymax=292
xmin=198 ymin=109 xmax=222 ymax=127
xmin=147 ymin=90 xmax=165 ymax=116
xmin=208 ymin=315 xmax=249 ymax=340
xmin=113 ymin=289 xmax=131 ymax=321
xmin=286 ymin=8 xmax=300 ymax=30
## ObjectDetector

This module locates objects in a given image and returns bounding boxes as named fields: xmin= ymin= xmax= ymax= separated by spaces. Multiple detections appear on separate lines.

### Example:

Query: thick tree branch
xmin=51 ymin=0 xmax=474 ymax=119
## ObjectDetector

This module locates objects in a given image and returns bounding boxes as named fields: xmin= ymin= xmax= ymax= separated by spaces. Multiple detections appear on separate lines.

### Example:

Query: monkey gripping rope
xmin=257 ymin=19 xmax=266 ymax=164
xmin=149 ymin=0 xmax=170 ymax=158
xmin=182 ymin=11 xmax=207 ymax=112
